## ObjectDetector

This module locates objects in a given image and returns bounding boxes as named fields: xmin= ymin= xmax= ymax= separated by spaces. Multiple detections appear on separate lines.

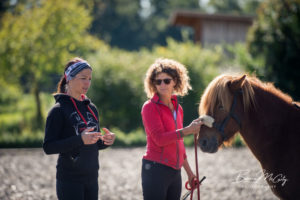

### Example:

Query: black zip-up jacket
xmin=43 ymin=94 xmax=108 ymax=182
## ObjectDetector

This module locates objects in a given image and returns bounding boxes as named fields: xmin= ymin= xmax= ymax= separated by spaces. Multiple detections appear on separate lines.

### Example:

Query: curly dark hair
xmin=144 ymin=58 xmax=192 ymax=98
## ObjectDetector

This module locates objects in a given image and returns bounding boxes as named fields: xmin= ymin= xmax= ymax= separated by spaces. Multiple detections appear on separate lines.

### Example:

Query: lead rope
xmin=182 ymin=134 xmax=206 ymax=200
xmin=189 ymin=134 xmax=200 ymax=200
xmin=194 ymin=134 xmax=200 ymax=200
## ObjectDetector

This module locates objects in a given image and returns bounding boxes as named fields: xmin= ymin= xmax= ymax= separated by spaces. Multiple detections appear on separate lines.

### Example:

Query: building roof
xmin=170 ymin=10 xmax=254 ymax=27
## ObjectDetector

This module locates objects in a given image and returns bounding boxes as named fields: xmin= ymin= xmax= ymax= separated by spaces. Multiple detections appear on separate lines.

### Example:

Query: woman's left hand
xmin=101 ymin=128 xmax=116 ymax=145
xmin=187 ymin=173 xmax=197 ymax=188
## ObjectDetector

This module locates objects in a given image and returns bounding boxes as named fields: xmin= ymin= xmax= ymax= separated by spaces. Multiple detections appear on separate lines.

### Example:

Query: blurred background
xmin=0 ymin=0 xmax=299 ymax=148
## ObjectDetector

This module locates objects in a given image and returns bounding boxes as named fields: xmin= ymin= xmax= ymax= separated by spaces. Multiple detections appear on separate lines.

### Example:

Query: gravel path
xmin=0 ymin=147 xmax=276 ymax=200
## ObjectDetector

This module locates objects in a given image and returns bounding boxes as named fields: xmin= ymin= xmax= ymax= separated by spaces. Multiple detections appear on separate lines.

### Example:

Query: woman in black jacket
xmin=43 ymin=57 xmax=115 ymax=200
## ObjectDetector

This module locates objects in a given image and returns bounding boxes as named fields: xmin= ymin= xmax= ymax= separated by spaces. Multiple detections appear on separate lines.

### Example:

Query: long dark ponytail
xmin=56 ymin=57 xmax=85 ymax=93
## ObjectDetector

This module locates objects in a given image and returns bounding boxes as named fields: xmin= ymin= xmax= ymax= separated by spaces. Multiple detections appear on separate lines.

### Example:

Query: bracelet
xmin=179 ymin=130 xmax=184 ymax=138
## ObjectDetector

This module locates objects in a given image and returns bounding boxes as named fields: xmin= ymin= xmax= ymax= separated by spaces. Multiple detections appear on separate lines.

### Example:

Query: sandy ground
xmin=0 ymin=147 xmax=277 ymax=200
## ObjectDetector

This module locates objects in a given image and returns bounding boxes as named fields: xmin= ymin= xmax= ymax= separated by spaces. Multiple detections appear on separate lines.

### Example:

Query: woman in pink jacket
xmin=141 ymin=58 xmax=203 ymax=200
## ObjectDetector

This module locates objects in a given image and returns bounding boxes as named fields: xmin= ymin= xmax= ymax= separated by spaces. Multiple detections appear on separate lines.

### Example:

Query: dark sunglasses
xmin=154 ymin=78 xmax=172 ymax=85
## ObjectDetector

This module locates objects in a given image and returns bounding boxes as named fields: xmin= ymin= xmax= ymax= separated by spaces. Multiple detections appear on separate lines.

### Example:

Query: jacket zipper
xmin=174 ymin=105 xmax=180 ymax=169
xmin=156 ymin=99 xmax=180 ymax=168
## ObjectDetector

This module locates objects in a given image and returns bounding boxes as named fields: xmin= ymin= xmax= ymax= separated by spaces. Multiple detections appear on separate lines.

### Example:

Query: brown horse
xmin=198 ymin=74 xmax=300 ymax=200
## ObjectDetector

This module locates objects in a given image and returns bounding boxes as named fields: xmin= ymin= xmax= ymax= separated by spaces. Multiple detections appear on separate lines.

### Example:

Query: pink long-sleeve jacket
xmin=141 ymin=93 xmax=187 ymax=170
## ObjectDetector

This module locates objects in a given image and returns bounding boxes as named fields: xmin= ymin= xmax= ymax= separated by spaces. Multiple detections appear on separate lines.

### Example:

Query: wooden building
xmin=170 ymin=10 xmax=254 ymax=46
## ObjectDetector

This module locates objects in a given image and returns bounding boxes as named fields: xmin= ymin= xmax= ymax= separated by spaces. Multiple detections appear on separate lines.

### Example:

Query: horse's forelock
xmin=199 ymin=74 xmax=257 ymax=116
xmin=200 ymin=75 xmax=232 ymax=115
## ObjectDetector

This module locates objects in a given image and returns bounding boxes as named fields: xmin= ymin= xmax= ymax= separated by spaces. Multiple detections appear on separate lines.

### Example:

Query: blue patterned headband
xmin=64 ymin=61 xmax=92 ymax=81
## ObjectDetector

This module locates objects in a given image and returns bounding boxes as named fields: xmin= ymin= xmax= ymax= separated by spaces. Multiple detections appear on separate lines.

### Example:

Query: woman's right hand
xmin=181 ymin=118 xmax=203 ymax=136
xmin=81 ymin=127 xmax=102 ymax=145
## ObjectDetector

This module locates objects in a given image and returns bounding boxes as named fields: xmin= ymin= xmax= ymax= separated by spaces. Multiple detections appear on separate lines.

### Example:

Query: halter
xmin=212 ymin=90 xmax=243 ymax=142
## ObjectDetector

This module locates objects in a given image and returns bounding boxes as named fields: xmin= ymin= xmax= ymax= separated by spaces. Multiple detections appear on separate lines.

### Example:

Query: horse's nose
xmin=199 ymin=137 xmax=209 ymax=151
xmin=199 ymin=137 xmax=218 ymax=153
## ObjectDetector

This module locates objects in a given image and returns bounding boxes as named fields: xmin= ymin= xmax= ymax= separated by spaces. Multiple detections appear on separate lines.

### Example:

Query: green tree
xmin=247 ymin=0 xmax=300 ymax=100
xmin=0 ymin=0 xmax=102 ymax=128
xmin=0 ymin=0 xmax=9 ymax=18
xmin=141 ymin=0 xmax=202 ymax=48
xmin=207 ymin=0 xmax=261 ymax=14
xmin=88 ymin=0 xmax=202 ymax=50
xmin=89 ymin=0 xmax=144 ymax=50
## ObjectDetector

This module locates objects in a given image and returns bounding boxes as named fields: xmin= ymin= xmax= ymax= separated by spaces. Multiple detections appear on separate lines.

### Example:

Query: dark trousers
xmin=142 ymin=159 xmax=182 ymax=200
xmin=56 ymin=179 xmax=98 ymax=200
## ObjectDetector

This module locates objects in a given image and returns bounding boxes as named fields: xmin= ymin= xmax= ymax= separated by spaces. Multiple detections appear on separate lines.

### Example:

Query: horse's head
xmin=198 ymin=74 xmax=255 ymax=153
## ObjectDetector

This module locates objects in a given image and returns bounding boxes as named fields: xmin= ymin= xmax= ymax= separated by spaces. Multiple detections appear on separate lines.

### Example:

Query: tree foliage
xmin=247 ymin=0 xmax=300 ymax=100
xmin=0 ymin=0 xmax=9 ymax=18
xmin=0 ymin=0 xmax=102 ymax=128
xmin=207 ymin=0 xmax=262 ymax=14
xmin=88 ymin=0 xmax=203 ymax=50
xmin=1 ymin=0 xmax=262 ymax=52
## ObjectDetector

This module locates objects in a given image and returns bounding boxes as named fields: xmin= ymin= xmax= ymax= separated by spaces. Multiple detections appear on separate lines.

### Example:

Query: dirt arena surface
xmin=0 ymin=147 xmax=276 ymax=200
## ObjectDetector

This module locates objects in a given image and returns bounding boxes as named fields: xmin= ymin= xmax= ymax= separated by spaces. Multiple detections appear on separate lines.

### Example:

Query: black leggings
xmin=56 ymin=179 xmax=98 ymax=200
xmin=141 ymin=159 xmax=182 ymax=200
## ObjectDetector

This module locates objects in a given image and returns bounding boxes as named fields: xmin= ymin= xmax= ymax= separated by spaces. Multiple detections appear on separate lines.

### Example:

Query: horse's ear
xmin=229 ymin=75 xmax=246 ymax=92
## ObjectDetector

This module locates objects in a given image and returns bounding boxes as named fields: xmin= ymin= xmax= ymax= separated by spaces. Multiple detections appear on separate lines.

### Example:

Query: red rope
xmin=70 ymin=97 xmax=98 ymax=126
xmin=182 ymin=135 xmax=206 ymax=200
xmin=189 ymin=135 xmax=200 ymax=200
xmin=194 ymin=134 xmax=200 ymax=200
xmin=81 ymin=94 xmax=98 ymax=122
xmin=87 ymin=106 xmax=98 ymax=122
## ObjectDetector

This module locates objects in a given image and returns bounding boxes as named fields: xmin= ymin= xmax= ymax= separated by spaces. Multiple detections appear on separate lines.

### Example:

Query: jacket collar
xmin=54 ymin=93 xmax=91 ymax=105
xmin=151 ymin=93 xmax=178 ymax=110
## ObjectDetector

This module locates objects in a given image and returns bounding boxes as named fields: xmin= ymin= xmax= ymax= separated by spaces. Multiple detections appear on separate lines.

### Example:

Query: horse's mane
xmin=199 ymin=74 xmax=293 ymax=115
